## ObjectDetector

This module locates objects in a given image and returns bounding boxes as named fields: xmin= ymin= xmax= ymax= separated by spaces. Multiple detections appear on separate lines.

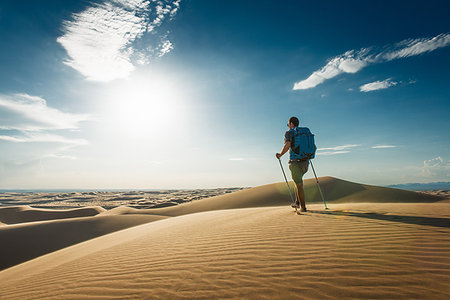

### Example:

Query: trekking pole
xmin=277 ymin=158 xmax=296 ymax=208
xmin=309 ymin=160 xmax=328 ymax=209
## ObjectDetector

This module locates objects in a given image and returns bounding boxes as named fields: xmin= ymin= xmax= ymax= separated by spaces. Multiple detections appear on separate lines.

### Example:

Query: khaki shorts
xmin=289 ymin=160 xmax=309 ymax=184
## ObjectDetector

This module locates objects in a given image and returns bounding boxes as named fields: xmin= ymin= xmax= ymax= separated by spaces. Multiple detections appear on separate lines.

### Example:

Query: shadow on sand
xmin=308 ymin=210 xmax=450 ymax=229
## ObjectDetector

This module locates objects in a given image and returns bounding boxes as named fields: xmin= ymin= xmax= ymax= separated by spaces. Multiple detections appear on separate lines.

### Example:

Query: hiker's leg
xmin=290 ymin=161 xmax=305 ymax=207
xmin=293 ymin=181 xmax=300 ymax=205
xmin=298 ymin=160 xmax=309 ymax=209
xmin=296 ymin=182 xmax=306 ymax=209
xmin=289 ymin=163 xmax=300 ymax=206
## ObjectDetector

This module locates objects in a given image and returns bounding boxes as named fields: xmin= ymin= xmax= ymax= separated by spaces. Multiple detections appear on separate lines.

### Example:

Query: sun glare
xmin=105 ymin=76 xmax=184 ymax=138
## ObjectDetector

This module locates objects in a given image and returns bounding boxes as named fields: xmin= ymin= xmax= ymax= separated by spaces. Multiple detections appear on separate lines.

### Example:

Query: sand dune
xmin=0 ymin=177 xmax=445 ymax=271
xmin=143 ymin=177 xmax=444 ymax=217
xmin=0 ymin=205 xmax=105 ymax=225
xmin=0 ymin=214 xmax=168 ymax=270
xmin=0 ymin=177 xmax=448 ymax=299
xmin=0 ymin=203 xmax=449 ymax=299
xmin=1 ymin=177 xmax=440 ymax=212
xmin=304 ymin=177 xmax=444 ymax=203
xmin=0 ymin=188 xmax=244 ymax=209
xmin=420 ymin=189 xmax=450 ymax=199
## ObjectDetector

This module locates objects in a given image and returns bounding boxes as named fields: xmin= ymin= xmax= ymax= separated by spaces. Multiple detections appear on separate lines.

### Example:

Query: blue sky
xmin=0 ymin=0 xmax=449 ymax=189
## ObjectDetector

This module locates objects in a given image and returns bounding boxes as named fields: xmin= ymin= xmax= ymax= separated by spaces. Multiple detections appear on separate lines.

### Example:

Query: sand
xmin=0 ymin=177 xmax=449 ymax=299
xmin=0 ymin=188 xmax=245 ymax=209
xmin=420 ymin=189 xmax=450 ymax=199
xmin=0 ymin=206 xmax=105 ymax=224
xmin=0 ymin=214 xmax=168 ymax=270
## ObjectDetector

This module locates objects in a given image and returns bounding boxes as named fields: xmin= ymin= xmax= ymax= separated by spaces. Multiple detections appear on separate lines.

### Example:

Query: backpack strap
xmin=291 ymin=127 xmax=300 ymax=154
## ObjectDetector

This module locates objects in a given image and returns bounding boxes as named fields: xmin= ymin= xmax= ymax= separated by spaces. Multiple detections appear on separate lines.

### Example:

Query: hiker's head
xmin=288 ymin=117 xmax=299 ymax=128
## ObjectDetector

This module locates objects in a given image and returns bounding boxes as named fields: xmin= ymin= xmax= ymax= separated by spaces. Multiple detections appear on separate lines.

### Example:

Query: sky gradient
xmin=0 ymin=0 xmax=449 ymax=189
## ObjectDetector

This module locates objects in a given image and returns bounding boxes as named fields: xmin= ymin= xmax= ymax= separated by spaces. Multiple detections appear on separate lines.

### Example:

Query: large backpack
xmin=290 ymin=127 xmax=316 ymax=160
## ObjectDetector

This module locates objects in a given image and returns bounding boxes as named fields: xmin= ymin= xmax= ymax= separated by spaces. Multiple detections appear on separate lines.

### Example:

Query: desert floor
xmin=0 ymin=177 xmax=449 ymax=299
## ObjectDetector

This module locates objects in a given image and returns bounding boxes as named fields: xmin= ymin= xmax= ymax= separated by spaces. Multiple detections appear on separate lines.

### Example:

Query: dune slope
xmin=0 ymin=203 xmax=449 ymax=299
xmin=0 ymin=214 xmax=168 ymax=270
xmin=128 ymin=177 xmax=444 ymax=217
xmin=0 ymin=177 xmax=448 ymax=299
xmin=0 ymin=205 xmax=105 ymax=225
xmin=0 ymin=177 xmax=444 ymax=272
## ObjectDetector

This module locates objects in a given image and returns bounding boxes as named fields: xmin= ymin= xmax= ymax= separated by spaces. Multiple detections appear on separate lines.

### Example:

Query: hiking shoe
xmin=300 ymin=207 xmax=307 ymax=212
xmin=291 ymin=202 xmax=300 ymax=208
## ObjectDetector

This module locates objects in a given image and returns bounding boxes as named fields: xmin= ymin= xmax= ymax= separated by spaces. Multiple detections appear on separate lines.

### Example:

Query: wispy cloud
xmin=421 ymin=156 xmax=450 ymax=178
xmin=0 ymin=93 xmax=89 ymax=146
xmin=158 ymin=39 xmax=174 ymax=57
xmin=316 ymin=144 xmax=359 ymax=156
xmin=316 ymin=144 xmax=397 ymax=155
xmin=0 ymin=133 xmax=88 ymax=146
xmin=372 ymin=145 xmax=397 ymax=149
xmin=293 ymin=33 xmax=450 ymax=90
xmin=293 ymin=51 xmax=368 ymax=90
xmin=57 ymin=0 xmax=181 ymax=82
xmin=360 ymin=78 xmax=398 ymax=92
xmin=0 ymin=94 xmax=88 ymax=131
xmin=228 ymin=158 xmax=245 ymax=161
xmin=317 ymin=151 xmax=350 ymax=156
xmin=317 ymin=144 xmax=360 ymax=151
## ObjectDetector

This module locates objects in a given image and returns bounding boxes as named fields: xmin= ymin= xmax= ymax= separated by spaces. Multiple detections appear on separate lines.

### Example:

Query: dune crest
xmin=0 ymin=205 xmax=105 ymax=225
xmin=144 ymin=177 xmax=444 ymax=217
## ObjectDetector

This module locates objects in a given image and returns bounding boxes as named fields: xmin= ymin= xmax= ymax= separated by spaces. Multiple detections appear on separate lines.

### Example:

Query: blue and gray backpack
xmin=289 ymin=127 xmax=316 ymax=160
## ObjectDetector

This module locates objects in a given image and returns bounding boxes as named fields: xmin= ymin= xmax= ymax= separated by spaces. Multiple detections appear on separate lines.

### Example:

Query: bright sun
xmin=105 ymin=76 xmax=184 ymax=138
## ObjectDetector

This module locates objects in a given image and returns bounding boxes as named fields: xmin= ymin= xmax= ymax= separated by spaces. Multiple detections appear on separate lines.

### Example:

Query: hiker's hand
xmin=276 ymin=153 xmax=281 ymax=159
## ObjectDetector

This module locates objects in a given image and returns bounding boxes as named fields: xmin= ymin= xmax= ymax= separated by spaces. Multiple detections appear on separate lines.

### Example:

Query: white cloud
xmin=316 ymin=151 xmax=350 ymax=156
xmin=317 ymin=144 xmax=360 ymax=151
xmin=170 ymin=0 xmax=181 ymax=17
xmin=316 ymin=144 xmax=359 ymax=156
xmin=317 ymin=144 xmax=398 ymax=154
xmin=360 ymin=78 xmax=398 ymax=92
xmin=372 ymin=145 xmax=397 ymax=149
xmin=57 ymin=0 xmax=181 ymax=82
xmin=0 ymin=133 xmax=88 ymax=146
xmin=0 ymin=93 xmax=89 ymax=131
xmin=228 ymin=158 xmax=245 ymax=161
xmin=382 ymin=34 xmax=450 ymax=61
xmin=293 ymin=50 xmax=368 ymax=90
xmin=421 ymin=156 xmax=450 ymax=178
xmin=0 ymin=93 xmax=89 ymax=147
xmin=293 ymin=33 xmax=450 ymax=90
xmin=158 ymin=39 xmax=174 ymax=57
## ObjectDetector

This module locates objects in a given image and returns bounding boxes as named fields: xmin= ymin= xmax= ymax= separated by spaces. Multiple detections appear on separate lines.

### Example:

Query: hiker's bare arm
xmin=276 ymin=141 xmax=290 ymax=159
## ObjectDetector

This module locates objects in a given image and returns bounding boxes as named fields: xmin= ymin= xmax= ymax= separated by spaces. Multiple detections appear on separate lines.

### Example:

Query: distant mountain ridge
xmin=387 ymin=182 xmax=450 ymax=191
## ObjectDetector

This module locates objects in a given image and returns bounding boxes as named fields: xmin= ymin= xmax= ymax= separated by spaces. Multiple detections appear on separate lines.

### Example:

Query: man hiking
xmin=276 ymin=116 xmax=312 ymax=212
